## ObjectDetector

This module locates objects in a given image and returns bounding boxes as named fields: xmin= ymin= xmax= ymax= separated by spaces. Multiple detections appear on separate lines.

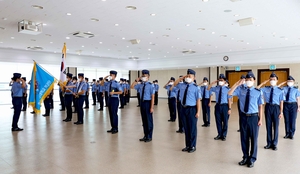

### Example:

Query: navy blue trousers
xmin=108 ymin=97 xmax=119 ymax=131
xmin=137 ymin=92 xmax=141 ymax=106
xmin=84 ymin=93 xmax=89 ymax=107
xmin=182 ymin=106 xmax=198 ymax=148
xmin=44 ymin=97 xmax=51 ymax=115
xmin=77 ymin=96 xmax=85 ymax=122
xmin=177 ymin=101 xmax=184 ymax=131
xmin=240 ymin=113 xmax=259 ymax=163
xmin=140 ymin=100 xmax=154 ymax=139
xmin=12 ymin=97 xmax=22 ymax=128
xmin=154 ymin=92 xmax=158 ymax=105
xmin=105 ymin=91 xmax=109 ymax=106
xmin=168 ymin=97 xmax=177 ymax=121
xmin=214 ymin=104 xmax=229 ymax=138
xmin=202 ymin=98 xmax=211 ymax=125
xmin=98 ymin=92 xmax=104 ymax=109
xmin=22 ymin=93 xmax=27 ymax=111
xmin=65 ymin=94 xmax=73 ymax=120
xmin=92 ymin=92 xmax=97 ymax=104
xmin=265 ymin=104 xmax=280 ymax=146
xmin=119 ymin=93 xmax=125 ymax=107
xmin=283 ymin=102 xmax=298 ymax=137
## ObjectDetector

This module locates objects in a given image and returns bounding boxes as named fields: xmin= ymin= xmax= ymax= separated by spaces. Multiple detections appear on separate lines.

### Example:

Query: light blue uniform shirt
xmin=232 ymin=86 xmax=264 ymax=114
xmin=282 ymin=86 xmax=300 ymax=102
xmin=154 ymin=84 xmax=159 ymax=92
xmin=65 ymin=81 xmax=74 ymax=95
xmin=201 ymin=85 xmax=213 ymax=99
xmin=175 ymin=82 xmax=185 ymax=101
xmin=210 ymin=86 xmax=232 ymax=104
xmin=261 ymin=86 xmax=285 ymax=105
xmin=165 ymin=85 xmax=177 ymax=98
xmin=126 ymin=83 xmax=130 ymax=91
xmin=98 ymin=84 xmax=104 ymax=93
xmin=12 ymin=82 xmax=23 ymax=97
xmin=178 ymin=82 xmax=201 ymax=106
xmin=104 ymin=81 xmax=109 ymax=92
xmin=92 ymin=83 xmax=97 ymax=92
xmin=120 ymin=83 xmax=126 ymax=93
xmin=134 ymin=83 xmax=142 ymax=93
xmin=108 ymin=80 xmax=123 ymax=98
xmin=77 ymin=81 xmax=87 ymax=96
xmin=22 ymin=83 xmax=28 ymax=94
xmin=139 ymin=81 xmax=155 ymax=100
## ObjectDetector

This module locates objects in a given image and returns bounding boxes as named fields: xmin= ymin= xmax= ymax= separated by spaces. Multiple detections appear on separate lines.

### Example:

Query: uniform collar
xmin=247 ymin=86 xmax=254 ymax=91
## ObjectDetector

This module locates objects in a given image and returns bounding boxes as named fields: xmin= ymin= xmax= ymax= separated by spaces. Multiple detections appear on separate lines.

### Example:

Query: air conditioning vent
xmin=182 ymin=50 xmax=196 ymax=54
xmin=27 ymin=46 xmax=43 ymax=50
xmin=71 ymin=31 xmax=95 ymax=38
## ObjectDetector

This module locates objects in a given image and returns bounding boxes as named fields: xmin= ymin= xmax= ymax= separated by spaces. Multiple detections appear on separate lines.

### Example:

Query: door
xmin=258 ymin=69 xmax=289 ymax=87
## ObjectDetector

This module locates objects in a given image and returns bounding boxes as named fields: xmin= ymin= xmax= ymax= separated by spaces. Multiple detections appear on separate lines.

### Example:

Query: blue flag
xmin=28 ymin=62 xmax=57 ymax=113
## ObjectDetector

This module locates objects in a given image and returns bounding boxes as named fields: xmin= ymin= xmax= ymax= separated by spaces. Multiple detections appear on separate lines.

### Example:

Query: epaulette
xmin=225 ymin=86 xmax=230 ymax=89
xmin=255 ymin=88 xmax=260 ymax=91
xmin=277 ymin=87 xmax=283 ymax=90
xmin=193 ymin=83 xmax=198 ymax=87
xmin=294 ymin=86 xmax=298 ymax=89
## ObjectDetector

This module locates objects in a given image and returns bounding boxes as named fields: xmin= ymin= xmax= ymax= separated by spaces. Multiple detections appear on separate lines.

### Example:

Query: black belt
xmin=244 ymin=113 xmax=258 ymax=116
xmin=284 ymin=102 xmax=297 ymax=104
xmin=266 ymin=103 xmax=279 ymax=106
xmin=168 ymin=97 xmax=175 ymax=99
xmin=217 ymin=103 xmax=228 ymax=106
xmin=182 ymin=105 xmax=196 ymax=108
xmin=142 ymin=100 xmax=151 ymax=102
xmin=13 ymin=96 xmax=22 ymax=98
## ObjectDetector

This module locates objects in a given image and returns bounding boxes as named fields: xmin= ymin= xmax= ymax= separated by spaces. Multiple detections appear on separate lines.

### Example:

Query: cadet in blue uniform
xmin=278 ymin=76 xmax=300 ymax=139
xmin=208 ymin=74 xmax=232 ymax=141
xmin=11 ymin=73 xmax=26 ymax=131
xmin=237 ymin=75 xmax=246 ymax=132
xmin=102 ymin=71 xmax=123 ymax=134
xmin=73 ymin=73 xmax=88 ymax=125
xmin=131 ymin=70 xmax=155 ymax=142
xmin=97 ymin=77 xmax=104 ymax=111
xmin=104 ymin=79 xmax=109 ymax=107
xmin=125 ymin=79 xmax=130 ymax=104
xmin=257 ymin=72 xmax=284 ymax=150
xmin=228 ymin=71 xmax=263 ymax=168
xmin=84 ymin=77 xmax=90 ymax=109
xmin=119 ymin=78 xmax=126 ymax=109
xmin=135 ymin=80 xmax=142 ymax=107
xmin=173 ymin=69 xmax=201 ymax=153
xmin=59 ymin=86 xmax=65 ymax=111
xmin=154 ymin=80 xmax=159 ymax=105
xmin=199 ymin=77 xmax=212 ymax=127
xmin=173 ymin=75 xmax=185 ymax=133
xmin=63 ymin=73 xmax=76 ymax=122
xmin=164 ymin=77 xmax=177 ymax=122
xmin=21 ymin=77 xmax=28 ymax=111
xmin=43 ymin=87 xmax=53 ymax=117
xmin=91 ymin=79 xmax=97 ymax=105
xmin=72 ymin=76 xmax=78 ymax=113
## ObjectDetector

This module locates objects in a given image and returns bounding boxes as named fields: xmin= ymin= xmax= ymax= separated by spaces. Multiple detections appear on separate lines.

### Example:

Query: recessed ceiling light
xmin=150 ymin=31 xmax=154 ymax=34
xmin=66 ymin=37 xmax=70 ymax=39
xmin=224 ymin=10 xmax=232 ymax=12
xmin=186 ymin=24 xmax=190 ymax=27
xmin=11 ymin=37 xmax=14 ymax=39
xmin=115 ymin=24 xmax=119 ymax=26
xmin=148 ymin=54 xmax=150 ymax=55
xmin=129 ymin=51 xmax=132 ymax=53
xmin=196 ymin=66 xmax=199 ymax=68
xmin=91 ymin=18 xmax=99 ymax=22
xmin=164 ymin=56 xmax=166 ymax=57
xmin=50 ymin=42 xmax=53 ymax=44
xmin=42 ymin=23 xmax=47 ymax=26
xmin=102 ymin=0 xmax=106 ymax=1
xmin=148 ymin=49 xmax=151 ymax=51
xmin=108 ymin=49 xmax=110 ymax=51
xmin=234 ymin=14 xmax=239 ymax=17
xmin=202 ymin=0 xmax=209 ymax=2
xmin=150 ymin=13 xmax=156 ymax=16
xmin=126 ymin=46 xmax=129 ymax=47
xmin=285 ymin=38 xmax=288 ymax=40
xmin=0 ymin=42 xmax=3 ymax=44
xmin=122 ymin=37 xmax=125 ymax=40
xmin=231 ymin=38 xmax=234 ymax=40
xmin=54 ymin=51 xmax=56 ymax=53
xmin=256 ymin=24 xmax=260 ymax=27
xmin=99 ymin=42 xmax=103 ymax=44
xmin=66 ymin=13 xmax=72 ymax=16
xmin=247 ymin=42 xmax=249 ymax=44
xmin=126 ymin=6 xmax=137 ymax=10
xmin=198 ymin=42 xmax=201 ymax=44
xmin=2 ymin=18 xmax=8 ymax=20
xmin=32 ymin=5 xmax=43 ymax=10
xmin=82 ymin=45 xmax=84 ymax=47
xmin=148 ymin=58 xmax=150 ymax=59
xmin=177 ymin=38 xmax=180 ymax=40
xmin=67 ymin=49 xmax=69 ymax=51
xmin=212 ymin=32 xmax=215 ymax=34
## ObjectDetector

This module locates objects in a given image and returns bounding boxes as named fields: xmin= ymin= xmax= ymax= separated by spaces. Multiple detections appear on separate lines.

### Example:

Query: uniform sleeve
xmin=258 ymin=91 xmax=264 ymax=105
xmin=82 ymin=83 xmax=87 ymax=91
xmin=279 ymin=89 xmax=285 ymax=101
xmin=296 ymin=89 xmax=300 ymax=98
xmin=198 ymin=86 xmax=202 ymax=99
xmin=210 ymin=86 xmax=216 ymax=93
xmin=232 ymin=87 xmax=240 ymax=97
xmin=118 ymin=83 xmax=123 ymax=92
xmin=134 ymin=84 xmax=139 ymax=90
xmin=151 ymin=84 xmax=155 ymax=95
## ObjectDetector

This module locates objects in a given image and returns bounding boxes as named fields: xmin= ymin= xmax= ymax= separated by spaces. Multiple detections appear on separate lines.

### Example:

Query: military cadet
xmin=135 ymin=80 xmax=142 ymax=107
xmin=164 ymin=77 xmax=177 ymax=122
xmin=173 ymin=75 xmax=185 ymax=133
xmin=131 ymin=70 xmax=155 ymax=142
xmin=73 ymin=73 xmax=88 ymax=125
xmin=21 ymin=77 xmax=28 ymax=111
xmin=198 ymin=77 xmax=212 ymax=127
xmin=63 ymin=73 xmax=76 ymax=122
xmin=119 ymin=78 xmax=126 ymax=109
xmin=228 ymin=71 xmax=263 ymax=168
xmin=154 ymin=80 xmax=159 ymax=105
xmin=208 ymin=74 xmax=232 ymax=141
xmin=96 ymin=80 xmax=100 ymax=102
xmin=84 ymin=77 xmax=90 ymax=109
xmin=9 ymin=78 xmax=14 ymax=109
xmin=91 ymin=79 xmax=97 ymax=105
xmin=59 ymin=86 xmax=65 ymax=111
xmin=101 ymin=71 xmax=123 ymax=134
xmin=43 ymin=89 xmax=52 ymax=117
xmin=257 ymin=72 xmax=284 ymax=151
xmin=104 ymin=79 xmax=109 ymax=107
xmin=173 ymin=69 xmax=201 ymax=153
xmin=11 ymin=73 xmax=25 ymax=131
xmin=72 ymin=76 xmax=78 ymax=113
xmin=278 ymin=76 xmax=300 ymax=139
xmin=125 ymin=79 xmax=130 ymax=104
xmin=237 ymin=75 xmax=247 ymax=132
xmin=97 ymin=77 xmax=104 ymax=111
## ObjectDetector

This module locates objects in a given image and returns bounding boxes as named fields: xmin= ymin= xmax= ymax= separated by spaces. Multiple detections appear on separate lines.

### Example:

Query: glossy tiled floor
xmin=1 ymin=99 xmax=299 ymax=174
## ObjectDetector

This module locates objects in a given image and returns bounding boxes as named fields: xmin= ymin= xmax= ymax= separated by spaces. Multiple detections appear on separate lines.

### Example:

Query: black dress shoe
xmin=201 ymin=124 xmax=207 ymax=127
xmin=182 ymin=147 xmax=189 ymax=152
xmin=30 ymin=111 xmax=35 ymax=114
xmin=97 ymin=108 xmax=103 ymax=111
xmin=168 ymin=119 xmax=173 ymax=122
xmin=139 ymin=137 xmax=147 ymax=141
xmin=112 ymin=130 xmax=118 ymax=134
xmin=264 ymin=145 xmax=271 ymax=149
xmin=272 ymin=146 xmax=278 ymax=151
xmin=237 ymin=129 xmax=240 ymax=132
xmin=107 ymin=129 xmax=113 ymax=133
xmin=284 ymin=135 xmax=290 ymax=139
xmin=248 ymin=161 xmax=254 ymax=168
xmin=238 ymin=159 xmax=248 ymax=166
xmin=221 ymin=137 xmax=226 ymax=141
xmin=92 ymin=104 xmax=96 ymax=105
xmin=214 ymin=136 xmax=221 ymax=140
xmin=60 ymin=109 xmax=65 ymax=111
xmin=11 ymin=128 xmax=23 ymax=131
xmin=72 ymin=111 xmax=77 ymax=113
xmin=176 ymin=130 xmax=184 ymax=133
xmin=42 ymin=114 xmax=49 ymax=117
xmin=144 ymin=138 xmax=152 ymax=142
xmin=21 ymin=109 xmax=26 ymax=111
xmin=119 ymin=107 xmax=124 ymax=109
xmin=63 ymin=119 xmax=71 ymax=122
xmin=137 ymin=105 xmax=140 ymax=107
xmin=84 ymin=107 xmax=89 ymax=109
xmin=74 ymin=121 xmax=83 ymax=125
xmin=188 ymin=147 xmax=196 ymax=153
xmin=290 ymin=136 xmax=294 ymax=140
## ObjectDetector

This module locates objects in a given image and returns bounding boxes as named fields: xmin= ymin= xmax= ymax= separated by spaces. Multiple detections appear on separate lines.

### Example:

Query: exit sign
xmin=235 ymin=66 xmax=241 ymax=71
xmin=269 ymin=65 xmax=276 ymax=70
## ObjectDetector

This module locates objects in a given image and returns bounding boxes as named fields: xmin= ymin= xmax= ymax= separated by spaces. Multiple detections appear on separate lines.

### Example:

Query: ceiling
xmin=0 ymin=0 xmax=300 ymax=63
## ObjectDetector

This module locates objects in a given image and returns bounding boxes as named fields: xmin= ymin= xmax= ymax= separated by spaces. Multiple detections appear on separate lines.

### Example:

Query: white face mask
xmin=203 ymin=82 xmax=208 ymax=86
xmin=185 ymin=78 xmax=192 ymax=83
xmin=78 ymin=78 xmax=83 ymax=82
xmin=141 ymin=77 xmax=147 ymax=82
xmin=287 ymin=82 xmax=294 ymax=87
xmin=246 ymin=81 xmax=254 ymax=87
xmin=169 ymin=82 xmax=174 ymax=85
xmin=218 ymin=81 xmax=224 ymax=86
xmin=138 ymin=82 xmax=141 ymax=84
xmin=225 ymin=84 xmax=229 ymax=87
xmin=270 ymin=80 xmax=277 ymax=86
